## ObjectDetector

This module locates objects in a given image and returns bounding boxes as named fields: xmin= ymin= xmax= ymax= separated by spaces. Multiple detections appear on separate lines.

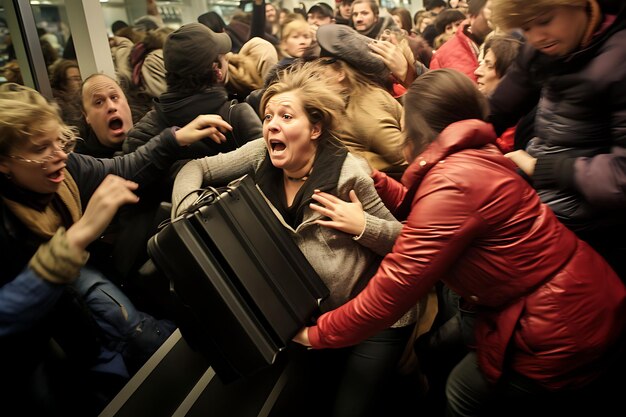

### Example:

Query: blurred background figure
xmin=432 ymin=8 xmax=466 ymax=49
xmin=265 ymin=2 xmax=281 ymax=37
xmin=49 ymin=59 xmax=83 ymax=131
xmin=351 ymin=0 xmax=398 ymax=39
xmin=473 ymin=34 xmax=523 ymax=153
xmin=335 ymin=0 xmax=354 ymax=26
xmin=1 ymin=60 xmax=22 ymax=85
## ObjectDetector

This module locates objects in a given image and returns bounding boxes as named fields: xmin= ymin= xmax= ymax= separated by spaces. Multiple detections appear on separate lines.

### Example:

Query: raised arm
xmin=1 ymin=175 xmax=138 ymax=335
xmin=70 ymin=115 xmax=232 ymax=204
xmin=303 ymin=175 xmax=483 ymax=348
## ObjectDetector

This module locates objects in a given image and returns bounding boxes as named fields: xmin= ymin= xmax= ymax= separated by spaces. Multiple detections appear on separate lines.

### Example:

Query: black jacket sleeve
xmin=122 ymin=110 xmax=163 ymax=154
xmin=68 ymin=128 xmax=181 ymax=207
xmin=488 ymin=45 xmax=542 ymax=136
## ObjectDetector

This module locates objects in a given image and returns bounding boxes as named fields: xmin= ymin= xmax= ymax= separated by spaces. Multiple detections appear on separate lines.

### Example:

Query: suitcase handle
xmin=174 ymin=186 xmax=221 ymax=220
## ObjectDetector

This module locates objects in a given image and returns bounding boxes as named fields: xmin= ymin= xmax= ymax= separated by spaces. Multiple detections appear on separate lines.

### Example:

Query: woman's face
xmin=263 ymin=92 xmax=321 ymax=176
xmin=65 ymin=66 xmax=82 ymax=94
xmin=419 ymin=16 xmax=433 ymax=34
xmin=522 ymin=6 xmax=588 ymax=57
xmin=474 ymin=49 xmax=500 ymax=95
xmin=279 ymin=10 xmax=288 ymax=25
xmin=339 ymin=3 xmax=352 ymax=19
xmin=445 ymin=20 xmax=463 ymax=36
xmin=281 ymin=30 xmax=312 ymax=58
xmin=0 ymin=120 xmax=69 ymax=194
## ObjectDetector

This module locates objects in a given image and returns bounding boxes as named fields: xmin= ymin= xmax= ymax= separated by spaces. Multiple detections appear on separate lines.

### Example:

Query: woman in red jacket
xmin=294 ymin=69 xmax=626 ymax=416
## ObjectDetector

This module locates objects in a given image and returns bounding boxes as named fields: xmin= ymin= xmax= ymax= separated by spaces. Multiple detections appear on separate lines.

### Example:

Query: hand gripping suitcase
xmin=147 ymin=175 xmax=329 ymax=382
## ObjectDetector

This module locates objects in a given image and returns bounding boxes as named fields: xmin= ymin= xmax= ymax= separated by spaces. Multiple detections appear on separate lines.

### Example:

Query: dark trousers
xmin=445 ymin=351 xmax=625 ymax=417
xmin=307 ymin=325 xmax=414 ymax=417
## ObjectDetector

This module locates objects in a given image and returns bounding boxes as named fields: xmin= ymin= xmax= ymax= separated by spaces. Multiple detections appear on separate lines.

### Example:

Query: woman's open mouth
xmin=47 ymin=167 xmax=65 ymax=183
xmin=269 ymin=139 xmax=287 ymax=154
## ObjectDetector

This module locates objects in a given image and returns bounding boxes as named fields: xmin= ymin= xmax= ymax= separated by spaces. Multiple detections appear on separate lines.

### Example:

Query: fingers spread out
xmin=312 ymin=190 xmax=341 ymax=207
xmin=309 ymin=202 xmax=332 ymax=218
xmin=369 ymin=40 xmax=393 ymax=53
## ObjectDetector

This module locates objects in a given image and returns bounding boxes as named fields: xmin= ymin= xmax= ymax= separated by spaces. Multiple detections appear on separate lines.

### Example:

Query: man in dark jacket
xmin=490 ymin=0 xmax=626 ymax=280
xmin=77 ymin=74 xmax=133 ymax=158
xmin=123 ymin=23 xmax=262 ymax=162
xmin=350 ymin=0 xmax=398 ymax=39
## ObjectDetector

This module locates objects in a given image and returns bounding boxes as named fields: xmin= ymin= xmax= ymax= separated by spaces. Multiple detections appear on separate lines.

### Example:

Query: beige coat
xmin=341 ymin=85 xmax=407 ymax=174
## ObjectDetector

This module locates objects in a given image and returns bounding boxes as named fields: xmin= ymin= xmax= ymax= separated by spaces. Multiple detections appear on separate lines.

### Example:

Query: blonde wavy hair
xmin=260 ymin=62 xmax=347 ymax=146
xmin=491 ymin=0 xmax=588 ymax=30
xmin=0 ymin=83 xmax=76 ymax=156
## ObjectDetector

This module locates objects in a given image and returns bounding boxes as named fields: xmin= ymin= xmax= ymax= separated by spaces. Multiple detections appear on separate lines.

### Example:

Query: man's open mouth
xmin=109 ymin=117 xmax=123 ymax=131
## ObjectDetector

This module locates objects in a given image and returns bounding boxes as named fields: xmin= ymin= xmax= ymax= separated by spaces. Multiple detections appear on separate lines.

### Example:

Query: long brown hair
xmin=403 ymin=69 xmax=488 ymax=159
xmin=50 ymin=59 xmax=79 ymax=91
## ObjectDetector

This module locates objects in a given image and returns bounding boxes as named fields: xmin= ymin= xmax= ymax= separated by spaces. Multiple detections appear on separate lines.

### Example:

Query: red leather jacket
xmin=308 ymin=120 xmax=626 ymax=389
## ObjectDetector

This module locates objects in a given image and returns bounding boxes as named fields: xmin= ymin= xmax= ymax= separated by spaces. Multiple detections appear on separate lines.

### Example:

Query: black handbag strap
xmin=220 ymin=99 xmax=243 ymax=148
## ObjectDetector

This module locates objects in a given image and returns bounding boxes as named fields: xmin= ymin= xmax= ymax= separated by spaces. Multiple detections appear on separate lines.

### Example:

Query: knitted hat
xmin=316 ymin=24 xmax=389 ymax=80
xmin=163 ymin=23 xmax=232 ymax=77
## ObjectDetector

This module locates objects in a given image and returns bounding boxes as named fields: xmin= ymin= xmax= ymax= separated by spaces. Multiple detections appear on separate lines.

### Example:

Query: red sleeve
xmin=309 ymin=174 xmax=486 ymax=349
xmin=371 ymin=169 xmax=407 ymax=214
xmin=495 ymin=127 xmax=516 ymax=154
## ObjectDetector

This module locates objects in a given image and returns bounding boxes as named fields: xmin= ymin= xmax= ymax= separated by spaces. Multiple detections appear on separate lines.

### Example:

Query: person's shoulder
xmin=436 ymin=31 xmax=465 ymax=55
xmin=341 ymin=153 xmax=373 ymax=181
xmin=370 ymin=86 xmax=403 ymax=107
xmin=130 ymin=108 xmax=163 ymax=135
xmin=604 ymin=27 xmax=626 ymax=53
xmin=144 ymin=48 xmax=164 ymax=64
xmin=66 ymin=151 xmax=97 ymax=181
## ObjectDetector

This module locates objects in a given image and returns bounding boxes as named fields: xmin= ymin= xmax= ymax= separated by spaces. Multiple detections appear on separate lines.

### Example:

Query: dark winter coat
xmin=488 ymin=3 xmax=626 ymax=239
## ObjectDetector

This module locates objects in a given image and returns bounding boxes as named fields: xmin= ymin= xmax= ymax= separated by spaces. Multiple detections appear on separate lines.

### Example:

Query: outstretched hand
xmin=310 ymin=190 xmax=366 ymax=237
xmin=175 ymin=114 xmax=233 ymax=146
xmin=66 ymin=175 xmax=139 ymax=251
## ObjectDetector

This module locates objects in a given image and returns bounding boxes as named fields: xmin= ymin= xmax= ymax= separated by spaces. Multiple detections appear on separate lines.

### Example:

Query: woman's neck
xmin=283 ymin=148 xmax=317 ymax=181
xmin=283 ymin=158 xmax=315 ymax=183
xmin=282 ymin=158 xmax=313 ymax=207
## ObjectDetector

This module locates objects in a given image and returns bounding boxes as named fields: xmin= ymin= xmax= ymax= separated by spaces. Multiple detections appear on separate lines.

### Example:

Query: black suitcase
xmin=147 ymin=175 xmax=329 ymax=382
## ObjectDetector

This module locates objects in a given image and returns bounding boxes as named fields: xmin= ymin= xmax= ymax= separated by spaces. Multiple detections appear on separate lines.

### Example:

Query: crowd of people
xmin=1 ymin=0 xmax=625 ymax=416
